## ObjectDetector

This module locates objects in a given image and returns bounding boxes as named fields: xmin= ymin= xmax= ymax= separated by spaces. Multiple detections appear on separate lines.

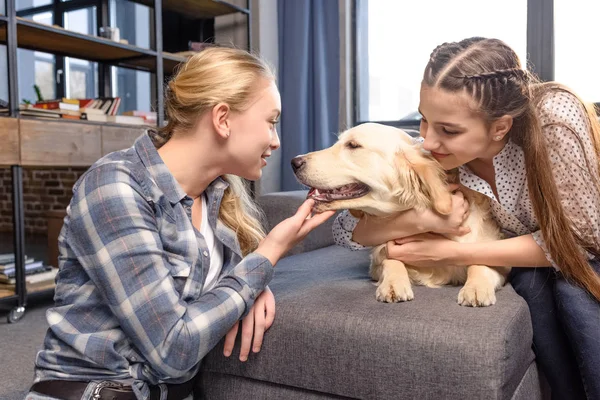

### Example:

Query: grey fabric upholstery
xmin=200 ymin=244 xmax=541 ymax=400
xmin=256 ymin=190 xmax=339 ymax=256
xmin=200 ymin=363 xmax=543 ymax=400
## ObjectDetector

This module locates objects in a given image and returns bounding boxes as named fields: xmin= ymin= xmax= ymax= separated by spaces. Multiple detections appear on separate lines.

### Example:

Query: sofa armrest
xmin=257 ymin=190 xmax=339 ymax=257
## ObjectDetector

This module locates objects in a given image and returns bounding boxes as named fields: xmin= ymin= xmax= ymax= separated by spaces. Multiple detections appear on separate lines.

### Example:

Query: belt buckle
xmin=92 ymin=381 xmax=126 ymax=400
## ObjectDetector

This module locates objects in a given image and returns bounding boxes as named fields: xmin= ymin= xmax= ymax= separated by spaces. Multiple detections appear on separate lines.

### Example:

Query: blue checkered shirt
xmin=33 ymin=132 xmax=274 ymax=398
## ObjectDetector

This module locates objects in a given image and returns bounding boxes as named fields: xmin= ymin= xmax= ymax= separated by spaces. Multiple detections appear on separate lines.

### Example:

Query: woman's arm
xmin=456 ymin=234 xmax=551 ymax=267
xmin=352 ymin=190 xmax=472 ymax=247
xmin=352 ymin=209 xmax=429 ymax=246
xmin=387 ymin=233 xmax=551 ymax=268
xmin=68 ymin=164 xmax=274 ymax=380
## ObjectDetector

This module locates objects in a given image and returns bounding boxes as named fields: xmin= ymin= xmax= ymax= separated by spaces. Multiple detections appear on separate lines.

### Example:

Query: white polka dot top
xmin=332 ymin=89 xmax=600 ymax=269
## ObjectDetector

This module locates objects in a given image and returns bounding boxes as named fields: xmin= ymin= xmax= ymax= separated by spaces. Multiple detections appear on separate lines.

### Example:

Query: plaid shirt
xmin=34 ymin=132 xmax=273 ymax=398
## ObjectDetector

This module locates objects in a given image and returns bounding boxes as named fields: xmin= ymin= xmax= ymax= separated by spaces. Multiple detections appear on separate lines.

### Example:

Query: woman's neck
xmin=157 ymin=130 xmax=225 ymax=199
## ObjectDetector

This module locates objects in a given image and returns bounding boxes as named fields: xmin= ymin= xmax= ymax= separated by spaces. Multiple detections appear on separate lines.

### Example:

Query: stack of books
xmin=18 ymin=97 xmax=153 ymax=126
xmin=0 ymin=253 xmax=58 ymax=294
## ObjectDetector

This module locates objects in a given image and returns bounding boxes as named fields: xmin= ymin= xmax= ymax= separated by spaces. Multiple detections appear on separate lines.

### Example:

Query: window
xmin=554 ymin=0 xmax=600 ymax=103
xmin=356 ymin=0 xmax=527 ymax=123
xmin=112 ymin=67 xmax=152 ymax=113
xmin=34 ymin=52 xmax=56 ymax=99
xmin=16 ymin=0 xmax=51 ymax=12
xmin=64 ymin=8 xmax=98 ymax=98
xmin=110 ymin=0 xmax=153 ymax=113
xmin=18 ymin=48 xmax=56 ymax=101
xmin=110 ymin=0 xmax=152 ymax=49
xmin=0 ymin=43 xmax=8 ymax=108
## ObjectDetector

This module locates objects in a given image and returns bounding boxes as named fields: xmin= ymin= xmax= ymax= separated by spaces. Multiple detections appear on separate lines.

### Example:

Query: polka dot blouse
xmin=332 ymin=90 xmax=600 ymax=269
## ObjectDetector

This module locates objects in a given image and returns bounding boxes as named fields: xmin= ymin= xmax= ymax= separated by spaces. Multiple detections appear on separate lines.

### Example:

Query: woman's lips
xmin=430 ymin=151 xmax=450 ymax=159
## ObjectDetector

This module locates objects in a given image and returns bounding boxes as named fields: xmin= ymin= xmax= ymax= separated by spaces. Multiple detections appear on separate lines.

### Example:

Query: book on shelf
xmin=0 ymin=266 xmax=57 ymax=286
xmin=17 ymin=97 xmax=157 ymax=126
xmin=0 ymin=253 xmax=34 ymax=265
xmin=107 ymin=115 xmax=145 ymax=125
xmin=122 ymin=110 xmax=157 ymax=125
xmin=0 ymin=261 xmax=49 ymax=279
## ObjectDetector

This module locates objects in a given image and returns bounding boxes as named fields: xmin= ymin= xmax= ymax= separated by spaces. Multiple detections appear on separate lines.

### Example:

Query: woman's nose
xmin=271 ymin=130 xmax=281 ymax=150
xmin=422 ymin=130 xmax=439 ymax=151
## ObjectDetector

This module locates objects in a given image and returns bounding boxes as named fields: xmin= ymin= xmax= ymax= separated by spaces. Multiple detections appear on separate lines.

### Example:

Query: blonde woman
xmin=26 ymin=47 xmax=334 ymax=400
xmin=334 ymin=38 xmax=600 ymax=400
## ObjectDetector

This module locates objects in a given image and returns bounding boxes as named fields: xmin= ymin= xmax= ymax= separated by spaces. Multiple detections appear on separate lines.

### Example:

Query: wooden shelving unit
xmin=132 ymin=0 xmax=246 ymax=17
xmin=0 ymin=18 xmax=186 ymax=73
xmin=0 ymin=0 xmax=252 ymax=322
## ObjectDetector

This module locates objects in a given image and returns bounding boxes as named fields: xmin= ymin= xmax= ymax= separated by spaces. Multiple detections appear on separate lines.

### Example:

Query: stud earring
xmin=494 ymin=135 xmax=502 ymax=141
xmin=226 ymin=131 xmax=230 ymax=138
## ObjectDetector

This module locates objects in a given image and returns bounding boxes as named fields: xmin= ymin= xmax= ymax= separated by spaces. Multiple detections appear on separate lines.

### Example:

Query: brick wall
xmin=0 ymin=167 xmax=88 ymax=235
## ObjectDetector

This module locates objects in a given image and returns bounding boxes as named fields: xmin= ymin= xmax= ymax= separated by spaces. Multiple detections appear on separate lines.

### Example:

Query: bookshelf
xmin=0 ymin=0 xmax=252 ymax=322
xmin=0 ymin=18 xmax=187 ymax=73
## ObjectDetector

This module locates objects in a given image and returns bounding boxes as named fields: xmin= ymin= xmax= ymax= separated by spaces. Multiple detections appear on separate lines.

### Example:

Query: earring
xmin=494 ymin=135 xmax=502 ymax=141
xmin=226 ymin=131 xmax=230 ymax=138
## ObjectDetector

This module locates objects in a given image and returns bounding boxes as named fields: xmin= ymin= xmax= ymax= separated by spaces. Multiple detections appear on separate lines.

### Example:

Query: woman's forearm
xmin=352 ymin=209 xmax=428 ymax=247
xmin=455 ymin=234 xmax=551 ymax=267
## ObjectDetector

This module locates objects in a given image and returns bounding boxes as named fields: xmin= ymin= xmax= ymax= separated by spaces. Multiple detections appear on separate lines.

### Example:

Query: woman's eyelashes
xmin=442 ymin=127 xmax=460 ymax=135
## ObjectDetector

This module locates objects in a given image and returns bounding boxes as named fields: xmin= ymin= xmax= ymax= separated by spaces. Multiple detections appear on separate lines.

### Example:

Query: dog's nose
xmin=291 ymin=157 xmax=306 ymax=172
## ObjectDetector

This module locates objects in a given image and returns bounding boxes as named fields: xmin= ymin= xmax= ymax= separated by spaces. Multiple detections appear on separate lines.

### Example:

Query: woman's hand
xmin=385 ymin=233 xmax=462 ymax=267
xmin=421 ymin=184 xmax=470 ymax=236
xmin=256 ymin=199 xmax=335 ymax=265
xmin=223 ymin=287 xmax=276 ymax=361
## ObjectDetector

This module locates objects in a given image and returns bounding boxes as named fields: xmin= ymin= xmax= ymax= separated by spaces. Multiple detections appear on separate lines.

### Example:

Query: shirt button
xmin=203 ymin=251 xmax=208 ymax=257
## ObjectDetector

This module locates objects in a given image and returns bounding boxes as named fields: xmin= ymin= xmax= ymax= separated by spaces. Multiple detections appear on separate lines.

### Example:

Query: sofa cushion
xmin=201 ymin=245 xmax=536 ymax=400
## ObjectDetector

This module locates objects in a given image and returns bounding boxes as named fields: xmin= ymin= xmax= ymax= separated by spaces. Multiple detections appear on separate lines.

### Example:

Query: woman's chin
xmin=437 ymin=157 xmax=461 ymax=170
xmin=239 ymin=170 xmax=262 ymax=181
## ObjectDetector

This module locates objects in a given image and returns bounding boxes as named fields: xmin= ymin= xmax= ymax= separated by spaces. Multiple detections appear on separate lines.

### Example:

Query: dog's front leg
xmin=458 ymin=265 xmax=508 ymax=307
xmin=376 ymin=259 xmax=414 ymax=303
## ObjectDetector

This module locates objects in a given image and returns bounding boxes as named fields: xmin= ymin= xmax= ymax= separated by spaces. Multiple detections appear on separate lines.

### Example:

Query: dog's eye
xmin=346 ymin=140 xmax=362 ymax=149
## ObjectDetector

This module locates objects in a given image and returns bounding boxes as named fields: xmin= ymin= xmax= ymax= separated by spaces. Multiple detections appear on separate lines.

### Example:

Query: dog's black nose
xmin=291 ymin=157 xmax=306 ymax=172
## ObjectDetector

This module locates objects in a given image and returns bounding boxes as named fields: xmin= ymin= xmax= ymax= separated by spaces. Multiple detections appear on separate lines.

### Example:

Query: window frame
xmin=352 ymin=0 xmax=600 ymax=127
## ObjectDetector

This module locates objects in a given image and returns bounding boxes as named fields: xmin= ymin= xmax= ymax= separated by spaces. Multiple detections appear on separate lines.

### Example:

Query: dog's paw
xmin=458 ymin=282 xmax=496 ymax=307
xmin=376 ymin=278 xmax=414 ymax=303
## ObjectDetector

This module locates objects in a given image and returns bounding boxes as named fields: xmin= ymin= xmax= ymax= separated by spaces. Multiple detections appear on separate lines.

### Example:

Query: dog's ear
xmin=396 ymin=148 xmax=453 ymax=215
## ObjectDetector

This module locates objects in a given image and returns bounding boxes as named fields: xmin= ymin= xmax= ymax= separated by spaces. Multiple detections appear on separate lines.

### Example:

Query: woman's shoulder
xmin=536 ymin=86 xmax=588 ymax=129
xmin=73 ymin=151 xmax=145 ymax=196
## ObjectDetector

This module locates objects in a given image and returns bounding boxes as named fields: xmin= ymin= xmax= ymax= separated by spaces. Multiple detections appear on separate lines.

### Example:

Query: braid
xmin=460 ymin=68 xmax=529 ymax=82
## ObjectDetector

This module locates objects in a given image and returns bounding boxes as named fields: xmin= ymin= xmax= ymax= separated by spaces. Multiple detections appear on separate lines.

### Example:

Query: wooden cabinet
xmin=0 ymin=118 xmax=20 ymax=165
xmin=0 ymin=117 xmax=146 ymax=167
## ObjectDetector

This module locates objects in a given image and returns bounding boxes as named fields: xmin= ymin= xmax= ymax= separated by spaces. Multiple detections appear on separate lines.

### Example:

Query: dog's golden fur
xmin=294 ymin=123 xmax=510 ymax=306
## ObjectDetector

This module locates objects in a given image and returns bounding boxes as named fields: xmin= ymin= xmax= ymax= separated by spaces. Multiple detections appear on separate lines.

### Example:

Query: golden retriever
xmin=292 ymin=123 xmax=510 ymax=306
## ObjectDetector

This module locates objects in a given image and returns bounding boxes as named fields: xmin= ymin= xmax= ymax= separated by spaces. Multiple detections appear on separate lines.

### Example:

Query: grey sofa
xmin=198 ymin=191 xmax=549 ymax=400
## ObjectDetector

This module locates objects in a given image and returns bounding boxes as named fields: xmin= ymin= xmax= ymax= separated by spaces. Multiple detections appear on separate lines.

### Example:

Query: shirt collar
xmin=134 ymin=130 xmax=230 ymax=205
xmin=459 ymin=138 xmax=526 ymax=213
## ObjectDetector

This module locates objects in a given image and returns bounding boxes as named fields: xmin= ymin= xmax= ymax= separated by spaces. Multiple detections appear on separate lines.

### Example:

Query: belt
xmin=30 ymin=378 xmax=194 ymax=400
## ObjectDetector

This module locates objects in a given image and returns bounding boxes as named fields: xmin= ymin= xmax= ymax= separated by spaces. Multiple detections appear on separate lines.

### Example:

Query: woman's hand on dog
xmin=223 ymin=287 xmax=276 ymax=361
xmin=386 ymin=233 xmax=462 ymax=267
xmin=256 ymin=199 xmax=335 ymax=265
xmin=421 ymin=184 xmax=470 ymax=236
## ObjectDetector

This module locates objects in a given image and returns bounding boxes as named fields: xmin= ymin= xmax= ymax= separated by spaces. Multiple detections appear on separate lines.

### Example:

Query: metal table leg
xmin=8 ymin=165 xmax=26 ymax=323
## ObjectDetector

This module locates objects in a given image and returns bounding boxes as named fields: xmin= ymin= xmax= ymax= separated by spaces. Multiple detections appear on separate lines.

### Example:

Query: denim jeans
xmin=23 ymin=381 xmax=194 ymax=400
xmin=510 ymin=261 xmax=600 ymax=400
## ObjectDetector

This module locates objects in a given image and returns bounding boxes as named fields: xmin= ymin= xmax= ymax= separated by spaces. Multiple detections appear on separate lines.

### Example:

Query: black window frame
xmin=352 ymin=0 xmax=599 ymax=129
